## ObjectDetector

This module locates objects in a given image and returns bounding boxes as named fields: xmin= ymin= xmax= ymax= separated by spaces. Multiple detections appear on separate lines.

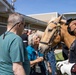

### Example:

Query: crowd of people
xmin=0 ymin=12 xmax=76 ymax=75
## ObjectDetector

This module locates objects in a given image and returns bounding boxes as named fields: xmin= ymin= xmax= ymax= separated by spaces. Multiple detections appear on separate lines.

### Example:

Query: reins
xmin=40 ymin=21 xmax=61 ymax=48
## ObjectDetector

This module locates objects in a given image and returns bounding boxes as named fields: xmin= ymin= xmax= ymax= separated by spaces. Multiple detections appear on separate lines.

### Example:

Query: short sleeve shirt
xmin=0 ymin=32 xmax=25 ymax=75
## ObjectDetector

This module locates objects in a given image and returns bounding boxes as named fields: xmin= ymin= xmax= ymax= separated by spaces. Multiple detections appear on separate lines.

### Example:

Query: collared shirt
xmin=26 ymin=45 xmax=46 ymax=75
xmin=0 ymin=32 xmax=30 ymax=75
xmin=26 ymin=45 xmax=43 ymax=60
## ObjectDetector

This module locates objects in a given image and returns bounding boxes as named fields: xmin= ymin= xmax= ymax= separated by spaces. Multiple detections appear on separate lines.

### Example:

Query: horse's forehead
xmin=48 ymin=23 xmax=56 ymax=28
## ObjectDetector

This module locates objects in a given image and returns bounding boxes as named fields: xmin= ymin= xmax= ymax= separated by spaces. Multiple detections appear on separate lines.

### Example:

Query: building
xmin=28 ymin=12 xmax=59 ymax=22
xmin=63 ymin=12 xmax=76 ymax=19
xmin=28 ymin=12 xmax=76 ymax=30
xmin=28 ymin=12 xmax=60 ymax=30
xmin=0 ymin=0 xmax=14 ymax=35
xmin=0 ymin=0 xmax=47 ymax=35
xmin=0 ymin=0 xmax=76 ymax=35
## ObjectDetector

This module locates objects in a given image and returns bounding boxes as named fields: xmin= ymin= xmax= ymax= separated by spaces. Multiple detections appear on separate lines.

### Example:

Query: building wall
xmin=0 ymin=5 xmax=7 ymax=12
xmin=0 ymin=0 xmax=14 ymax=35
xmin=0 ymin=0 xmax=76 ymax=35
xmin=63 ymin=13 xmax=76 ymax=20
xmin=0 ymin=16 xmax=7 ymax=23
xmin=28 ymin=12 xmax=59 ymax=22
xmin=0 ymin=24 xmax=6 ymax=35
xmin=0 ymin=16 xmax=7 ymax=35
xmin=30 ymin=24 xmax=46 ymax=31
xmin=28 ymin=12 xmax=59 ymax=30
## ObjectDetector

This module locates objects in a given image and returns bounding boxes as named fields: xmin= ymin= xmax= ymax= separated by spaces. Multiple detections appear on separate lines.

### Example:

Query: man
xmin=67 ymin=18 xmax=76 ymax=36
xmin=67 ymin=18 xmax=76 ymax=75
xmin=0 ymin=12 xmax=30 ymax=75
xmin=21 ymin=29 xmax=28 ymax=47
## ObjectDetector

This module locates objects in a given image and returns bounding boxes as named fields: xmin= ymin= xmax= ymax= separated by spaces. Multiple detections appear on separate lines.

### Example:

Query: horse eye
xmin=48 ymin=29 xmax=53 ymax=32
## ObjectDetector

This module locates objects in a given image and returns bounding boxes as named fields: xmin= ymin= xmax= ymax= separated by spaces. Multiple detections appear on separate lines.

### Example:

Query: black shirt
xmin=69 ymin=40 xmax=76 ymax=63
xmin=21 ymin=33 xmax=28 ymax=47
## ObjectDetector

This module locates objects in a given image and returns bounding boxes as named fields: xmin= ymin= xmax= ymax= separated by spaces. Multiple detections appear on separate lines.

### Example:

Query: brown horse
xmin=39 ymin=16 xmax=76 ymax=53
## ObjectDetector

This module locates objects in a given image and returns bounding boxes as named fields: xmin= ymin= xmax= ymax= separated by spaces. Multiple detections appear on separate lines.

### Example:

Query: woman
xmin=26 ymin=33 xmax=46 ymax=75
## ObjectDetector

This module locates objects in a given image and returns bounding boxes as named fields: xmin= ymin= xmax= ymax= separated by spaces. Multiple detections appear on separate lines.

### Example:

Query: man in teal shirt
xmin=0 ymin=13 xmax=30 ymax=75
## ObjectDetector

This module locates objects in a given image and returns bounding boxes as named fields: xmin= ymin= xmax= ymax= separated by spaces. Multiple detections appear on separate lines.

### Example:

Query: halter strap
xmin=40 ymin=21 xmax=61 ymax=47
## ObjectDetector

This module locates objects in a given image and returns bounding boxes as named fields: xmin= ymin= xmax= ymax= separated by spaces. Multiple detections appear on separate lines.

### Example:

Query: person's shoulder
xmin=9 ymin=32 xmax=22 ymax=40
xmin=26 ymin=45 xmax=32 ymax=50
xmin=5 ymin=32 xmax=22 ymax=42
xmin=26 ymin=45 xmax=35 ymax=53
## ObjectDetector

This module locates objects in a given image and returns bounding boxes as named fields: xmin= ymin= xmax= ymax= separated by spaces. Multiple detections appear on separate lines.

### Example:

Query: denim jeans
xmin=47 ymin=51 xmax=56 ymax=75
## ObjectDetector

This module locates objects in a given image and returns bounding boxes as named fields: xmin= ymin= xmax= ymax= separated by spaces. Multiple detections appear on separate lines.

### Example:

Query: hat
xmin=66 ymin=18 xmax=76 ymax=25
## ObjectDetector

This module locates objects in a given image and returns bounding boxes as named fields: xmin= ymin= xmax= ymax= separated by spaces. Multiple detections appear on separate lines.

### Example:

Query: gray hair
xmin=8 ymin=12 xmax=25 ymax=25
xmin=28 ymin=30 xmax=43 ymax=45
xmin=28 ymin=33 xmax=35 ymax=45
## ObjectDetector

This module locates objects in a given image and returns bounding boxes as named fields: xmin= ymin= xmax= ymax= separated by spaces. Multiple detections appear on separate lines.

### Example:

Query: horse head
xmin=39 ymin=15 xmax=75 ymax=53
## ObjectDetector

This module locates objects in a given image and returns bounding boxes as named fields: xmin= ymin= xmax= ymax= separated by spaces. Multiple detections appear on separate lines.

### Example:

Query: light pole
xmin=11 ymin=0 xmax=16 ymax=8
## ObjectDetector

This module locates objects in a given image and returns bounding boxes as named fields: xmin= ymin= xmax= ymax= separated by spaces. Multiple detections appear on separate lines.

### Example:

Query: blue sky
xmin=8 ymin=0 xmax=76 ymax=15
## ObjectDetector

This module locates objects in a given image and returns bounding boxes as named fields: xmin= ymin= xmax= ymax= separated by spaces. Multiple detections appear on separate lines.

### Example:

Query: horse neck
xmin=61 ymin=25 xmax=76 ymax=48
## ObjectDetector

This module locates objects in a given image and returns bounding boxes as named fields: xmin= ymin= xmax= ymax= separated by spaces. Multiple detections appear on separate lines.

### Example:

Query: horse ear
xmin=61 ymin=19 xmax=66 ymax=24
xmin=55 ymin=15 xmax=63 ymax=22
xmin=58 ymin=15 xmax=67 ymax=24
xmin=58 ymin=15 xmax=63 ymax=21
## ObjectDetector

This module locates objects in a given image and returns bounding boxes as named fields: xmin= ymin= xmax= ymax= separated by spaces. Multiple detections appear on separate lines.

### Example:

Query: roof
xmin=28 ymin=12 xmax=59 ymax=22
xmin=3 ymin=0 xmax=14 ymax=10
xmin=63 ymin=12 xmax=76 ymax=15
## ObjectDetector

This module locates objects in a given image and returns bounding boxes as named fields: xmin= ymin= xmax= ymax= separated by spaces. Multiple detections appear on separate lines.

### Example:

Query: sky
xmin=7 ymin=0 xmax=76 ymax=15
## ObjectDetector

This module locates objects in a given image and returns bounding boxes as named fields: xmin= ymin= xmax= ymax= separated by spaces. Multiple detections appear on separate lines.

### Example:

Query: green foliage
xmin=55 ymin=52 xmax=64 ymax=61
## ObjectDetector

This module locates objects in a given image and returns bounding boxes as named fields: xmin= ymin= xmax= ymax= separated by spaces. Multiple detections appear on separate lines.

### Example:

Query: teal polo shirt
xmin=0 ymin=32 xmax=30 ymax=75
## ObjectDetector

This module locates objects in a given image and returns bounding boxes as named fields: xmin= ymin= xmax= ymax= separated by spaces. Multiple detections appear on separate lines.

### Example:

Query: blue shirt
xmin=26 ymin=45 xmax=46 ymax=75
xmin=26 ymin=45 xmax=43 ymax=60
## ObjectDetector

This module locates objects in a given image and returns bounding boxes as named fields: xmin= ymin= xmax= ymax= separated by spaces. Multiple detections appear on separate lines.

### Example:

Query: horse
xmin=38 ymin=16 xmax=76 ymax=75
xmin=39 ymin=16 xmax=75 ymax=53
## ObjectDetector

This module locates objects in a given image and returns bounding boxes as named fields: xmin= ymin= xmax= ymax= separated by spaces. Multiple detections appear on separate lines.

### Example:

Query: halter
xmin=40 ymin=21 xmax=61 ymax=47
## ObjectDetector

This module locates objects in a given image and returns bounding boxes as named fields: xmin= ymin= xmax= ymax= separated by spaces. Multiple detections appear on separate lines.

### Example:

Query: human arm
xmin=10 ymin=38 xmax=27 ymax=74
xmin=13 ymin=62 xmax=26 ymax=75
xmin=47 ymin=62 xmax=52 ymax=73
xmin=26 ymin=46 xmax=44 ymax=67
xmin=30 ymin=57 xmax=43 ymax=67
